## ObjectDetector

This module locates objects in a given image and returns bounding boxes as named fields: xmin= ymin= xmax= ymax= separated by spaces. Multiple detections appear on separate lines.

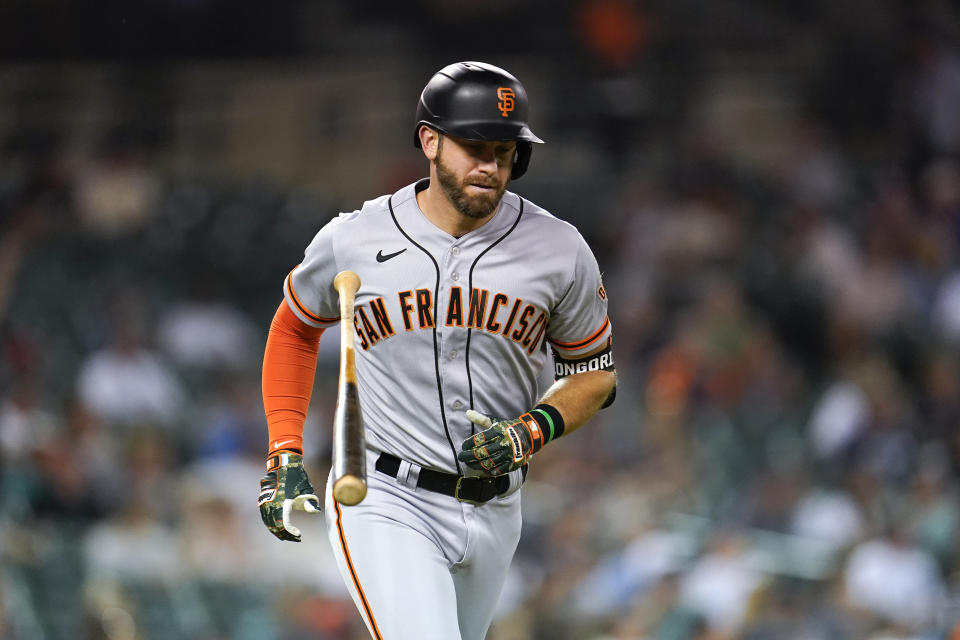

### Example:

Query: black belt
xmin=375 ymin=453 xmax=527 ymax=503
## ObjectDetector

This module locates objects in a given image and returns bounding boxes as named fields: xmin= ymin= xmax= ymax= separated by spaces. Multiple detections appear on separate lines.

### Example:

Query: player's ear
xmin=419 ymin=126 xmax=440 ymax=162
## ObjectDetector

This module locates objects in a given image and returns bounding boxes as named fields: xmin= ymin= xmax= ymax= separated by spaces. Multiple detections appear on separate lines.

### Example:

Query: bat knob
xmin=333 ymin=475 xmax=367 ymax=506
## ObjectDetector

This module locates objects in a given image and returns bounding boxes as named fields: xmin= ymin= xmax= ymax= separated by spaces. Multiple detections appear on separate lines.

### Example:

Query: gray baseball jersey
xmin=285 ymin=179 xmax=611 ymax=474
xmin=284 ymin=178 xmax=611 ymax=639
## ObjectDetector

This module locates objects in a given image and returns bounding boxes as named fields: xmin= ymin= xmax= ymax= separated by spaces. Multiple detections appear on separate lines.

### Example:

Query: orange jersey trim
xmin=286 ymin=269 xmax=340 ymax=324
xmin=547 ymin=316 xmax=610 ymax=351
xmin=334 ymin=500 xmax=384 ymax=640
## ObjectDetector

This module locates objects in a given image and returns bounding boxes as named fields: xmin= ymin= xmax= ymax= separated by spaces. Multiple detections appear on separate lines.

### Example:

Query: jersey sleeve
xmin=545 ymin=232 xmax=612 ymax=357
xmin=284 ymin=219 xmax=342 ymax=328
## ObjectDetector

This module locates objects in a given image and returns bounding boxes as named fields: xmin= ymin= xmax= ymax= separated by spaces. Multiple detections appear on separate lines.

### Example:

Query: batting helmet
xmin=414 ymin=61 xmax=544 ymax=179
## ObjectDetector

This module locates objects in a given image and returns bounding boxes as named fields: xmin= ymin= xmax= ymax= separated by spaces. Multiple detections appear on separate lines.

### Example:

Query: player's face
xmin=435 ymin=135 xmax=515 ymax=220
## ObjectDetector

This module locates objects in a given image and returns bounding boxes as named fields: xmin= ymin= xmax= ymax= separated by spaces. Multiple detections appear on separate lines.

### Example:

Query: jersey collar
xmin=392 ymin=178 xmax=521 ymax=244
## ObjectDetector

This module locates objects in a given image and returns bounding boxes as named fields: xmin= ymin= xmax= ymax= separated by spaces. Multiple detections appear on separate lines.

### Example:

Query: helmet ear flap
xmin=511 ymin=142 xmax=532 ymax=180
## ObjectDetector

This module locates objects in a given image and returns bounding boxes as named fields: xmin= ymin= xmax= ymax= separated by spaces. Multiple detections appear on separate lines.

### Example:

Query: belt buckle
xmin=455 ymin=476 xmax=498 ymax=504
xmin=454 ymin=476 xmax=487 ymax=504
xmin=454 ymin=476 xmax=470 ymax=502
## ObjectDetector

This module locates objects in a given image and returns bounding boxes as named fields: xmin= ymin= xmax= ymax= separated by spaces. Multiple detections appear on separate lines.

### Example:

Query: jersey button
xmin=452 ymin=247 xmax=461 ymax=256
xmin=451 ymin=272 xmax=460 ymax=281
xmin=449 ymin=350 xmax=457 ymax=358
xmin=453 ymin=400 xmax=463 ymax=410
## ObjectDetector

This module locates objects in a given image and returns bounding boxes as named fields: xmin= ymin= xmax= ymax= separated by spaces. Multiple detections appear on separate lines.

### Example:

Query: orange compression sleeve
xmin=262 ymin=301 xmax=326 ymax=455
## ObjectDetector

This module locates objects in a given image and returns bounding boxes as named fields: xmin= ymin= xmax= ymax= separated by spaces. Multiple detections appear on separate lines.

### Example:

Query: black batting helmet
xmin=414 ymin=61 xmax=544 ymax=179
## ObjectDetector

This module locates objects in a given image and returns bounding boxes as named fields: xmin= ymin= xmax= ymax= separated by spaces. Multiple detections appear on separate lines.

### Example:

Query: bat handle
xmin=334 ymin=270 xmax=361 ymax=360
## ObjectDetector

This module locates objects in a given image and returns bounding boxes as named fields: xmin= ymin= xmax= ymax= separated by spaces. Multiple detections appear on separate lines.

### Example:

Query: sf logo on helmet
xmin=497 ymin=87 xmax=515 ymax=118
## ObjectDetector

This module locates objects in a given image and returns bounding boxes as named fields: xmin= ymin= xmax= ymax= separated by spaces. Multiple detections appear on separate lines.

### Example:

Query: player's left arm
xmin=459 ymin=226 xmax=615 ymax=476
xmin=457 ymin=340 xmax=615 ymax=476
xmin=535 ymin=340 xmax=617 ymax=436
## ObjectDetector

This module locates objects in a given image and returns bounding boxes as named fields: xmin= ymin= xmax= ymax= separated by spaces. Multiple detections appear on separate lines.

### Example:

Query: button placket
xmin=441 ymin=242 xmax=468 ymax=419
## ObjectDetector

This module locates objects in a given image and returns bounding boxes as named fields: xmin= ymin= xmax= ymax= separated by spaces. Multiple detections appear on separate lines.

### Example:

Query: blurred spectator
xmin=838 ymin=216 xmax=921 ymax=337
xmin=792 ymin=205 xmax=861 ymax=311
xmin=74 ymin=146 xmax=160 ymax=238
xmin=575 ymin=0 xmax=648 ymax=71
xmin=789 ymin=483 xmax=865 ymax=550
xmin=917 ymin=351 xmax=960 ymax=451
xmin=775 ymin=118 xmax=856 ymax=211
xmin=81 ymin=433 xmax=182 ymax=618
xmin=192 ymin=376 xmax=268 ymax=458
xmin=570 ymin=528 xmax=695 ymax=620
xmin=30 ymin=403 xmax=117 ymax=523
xmin=76 ymin=290 xmax=184 ymax=428
xmin=907 ymin=442 xmax=960 ymax=571
xmin=157 ymin=279 xmax=260 ymax=373
xmin=81 ymin=481 xmax=183 ymax=640
xmin=807 ymin=377 xmax=869 ymax=461
xmin=571 ymin=0 xmax=652 ymax=169
xmin=82 ymin=498 xmax=180 ymax=585
xmin=677 ymin=533 xmax=766 ymax=635
xmin=807 ymin=352 xmax=913 ymax=472
xmin=177 ymin=490 xmax=249 ymax=583
xmin=0 ymin=228 xmax=28 ymax=321
xmin=931 ymin=263 xmax=960 ymax=344
xmin=843 ymin=521 xmax=947 ymax=631
xmin=0 ymin=372 xmax=56 ymax=463
xmin=910 ymin=33 xmax=960 ymax=157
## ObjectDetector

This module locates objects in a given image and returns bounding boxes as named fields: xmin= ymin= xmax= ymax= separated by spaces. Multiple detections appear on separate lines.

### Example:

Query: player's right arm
xmin=262 ymin=301 xmax=325 ymax=456
xmin=258 ymin=218 xmax=343 ymax=541
xmin=258 ymin=301 xmax=325 ymax=542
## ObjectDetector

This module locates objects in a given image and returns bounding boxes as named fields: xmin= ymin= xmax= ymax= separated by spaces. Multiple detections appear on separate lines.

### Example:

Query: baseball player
xmin=257 ymin=61 xmax=616 ymax=639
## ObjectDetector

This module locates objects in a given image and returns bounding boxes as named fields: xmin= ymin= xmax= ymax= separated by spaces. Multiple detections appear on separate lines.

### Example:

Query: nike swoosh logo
xmin=273 ymin=439 xmax=296 ymax=449
xmin=376 ymin=248 xmax=407 ymax=263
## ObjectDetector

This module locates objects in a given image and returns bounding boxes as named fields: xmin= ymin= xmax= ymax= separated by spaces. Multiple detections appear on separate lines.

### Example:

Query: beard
xmin=435 ymin=145 xmax=508 ymax=220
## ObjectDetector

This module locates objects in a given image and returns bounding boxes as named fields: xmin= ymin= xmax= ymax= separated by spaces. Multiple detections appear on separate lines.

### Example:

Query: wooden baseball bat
xmin=331 ymin=270 xmax=367 ymax=506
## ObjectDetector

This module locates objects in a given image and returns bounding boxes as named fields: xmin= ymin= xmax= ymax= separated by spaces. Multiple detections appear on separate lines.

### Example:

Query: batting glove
xmin=457 ymin=406 xmax=564 ymax=476
xmin=258 ymin=451 xmax=321 ymax=542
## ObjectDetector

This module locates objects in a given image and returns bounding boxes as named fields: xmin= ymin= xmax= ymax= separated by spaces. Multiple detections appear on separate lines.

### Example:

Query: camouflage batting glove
xmin=457 ymin=406 xmax=565 ymax=476
xmin=258 ymin=451 xmax=321 ymax=542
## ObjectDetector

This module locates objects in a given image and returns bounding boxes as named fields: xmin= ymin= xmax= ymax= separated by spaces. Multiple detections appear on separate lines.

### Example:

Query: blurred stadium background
xmin=2 ymin=1 xmax=960 ymax=638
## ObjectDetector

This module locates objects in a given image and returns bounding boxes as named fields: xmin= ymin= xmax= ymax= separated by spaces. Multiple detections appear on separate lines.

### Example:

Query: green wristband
xmin=532 ymin=403 xmax=565 ymax=443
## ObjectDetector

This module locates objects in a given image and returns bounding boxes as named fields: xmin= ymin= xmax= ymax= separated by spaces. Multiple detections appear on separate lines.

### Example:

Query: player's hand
xmin=258 ymin=451 xmax=321 ymax=542
xmin=457 ymin=410 xmax=543 ymax=476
